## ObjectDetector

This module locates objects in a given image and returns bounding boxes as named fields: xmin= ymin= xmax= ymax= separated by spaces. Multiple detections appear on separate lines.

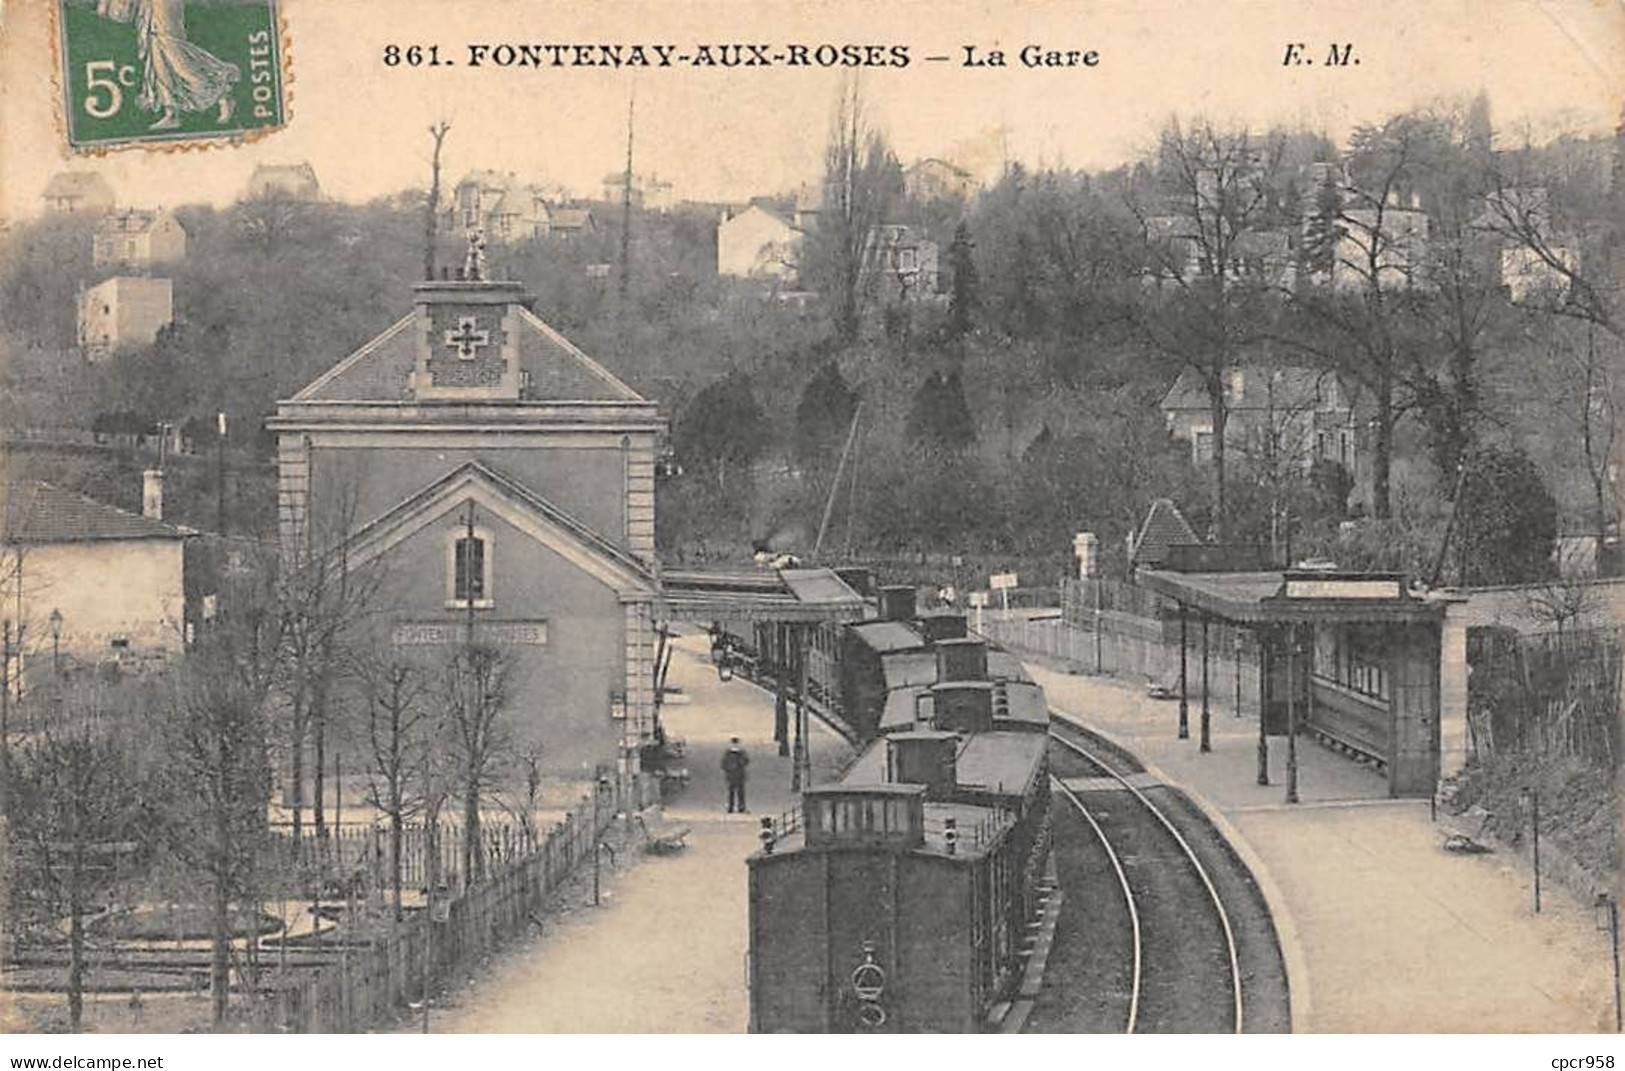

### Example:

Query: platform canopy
xmin=1137 ymin=569 xmax=1448 ymax=626
xmin=658 ymin=566 xmax=867 ymax=623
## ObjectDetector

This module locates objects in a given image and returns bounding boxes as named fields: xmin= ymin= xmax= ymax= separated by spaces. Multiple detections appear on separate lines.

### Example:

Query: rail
xmin=1047 ymin=716 xmax=1245 ymax=1034
xmin=1049 ymin=774 xmax=1142 ymax=1033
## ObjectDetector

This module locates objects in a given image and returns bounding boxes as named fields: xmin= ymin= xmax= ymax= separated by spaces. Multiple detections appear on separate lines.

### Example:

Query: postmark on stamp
xmin=55 ymin=0 xmax=287 ymax=151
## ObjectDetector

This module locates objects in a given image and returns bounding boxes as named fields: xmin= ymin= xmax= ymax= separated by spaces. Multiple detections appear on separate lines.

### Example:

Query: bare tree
xmin=440 ymin=643 xmax=516 ymax=886
xmin=1284 ymin=113 xmax=1442 ymax=519
xmin=161 ymin=550 xmax=282 ymax=1028
xmin=7 ymin=685 xmax=154 ymax=1031
xmin=1129 ymin=119 xmax=1287 ymax=539
xmin=424 ymin=120 xmax=452 ymax=281
xmin=353 ymin=647 xmax=432 ymax=919
xmin=802 ymin=79 xmax=903 ymax=343
xmin=276 ymin=479 xmax=381 ymax=851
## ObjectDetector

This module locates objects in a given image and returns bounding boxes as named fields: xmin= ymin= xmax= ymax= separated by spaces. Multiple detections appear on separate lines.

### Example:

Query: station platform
xmin=1029 ymin=663 xmax=1619 ymax=1033
xmin=433 ymin=631 xmax=847 ymax=1033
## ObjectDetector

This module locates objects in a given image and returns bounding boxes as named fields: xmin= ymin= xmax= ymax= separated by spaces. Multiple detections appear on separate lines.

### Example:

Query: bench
xmin=633 ymin=805 xmax=691 ymax=853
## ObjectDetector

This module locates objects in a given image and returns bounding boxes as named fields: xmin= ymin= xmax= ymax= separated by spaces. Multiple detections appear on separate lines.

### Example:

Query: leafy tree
xmin=1453 ymin=447 xmax=1558 ymax=585
xmin=906 ymin=370 xmax=976 ymax=451
xmin=946 ymin=221 xmax=979 ymax=340
xmin=794 ymin=360 xmax=859 ymax=472
xmin=674 ymin=374 xmax=771 ymax=493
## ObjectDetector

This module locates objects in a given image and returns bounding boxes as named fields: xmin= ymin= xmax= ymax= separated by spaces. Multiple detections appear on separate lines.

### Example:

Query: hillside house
xmin=42 ymin=171 xmax=115 ymax=214
xmin=1332 ymin=198 xmax=1430 ymax=292
xmin=865 ymin=224 xmax=940 ymax=302
xmin=452 ymin=170 xmax=555 ymax=241
xmin=601 ymin=172 xmax=676 ymax=212
xmin=904 ymin=158 xmax=978 ymax=202
xmin=93 ymin=208 xmax=186 ymax=268
xmin=549 ymin=207 xmax=596 ymax=238
xmin=1160 ymin=365 xmax=1367 ymax=478
xmin=717 ymin=204 xmax=802 ymax=281
xmin=245 ymin=162 xmax=322 ymax=200
xmin=78 ymin=276 xmax=173 ymax=359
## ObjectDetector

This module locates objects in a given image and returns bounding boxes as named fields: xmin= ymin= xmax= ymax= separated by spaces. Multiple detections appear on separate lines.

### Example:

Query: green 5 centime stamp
xmin=56 ymin=0 xmax=286 ymax=151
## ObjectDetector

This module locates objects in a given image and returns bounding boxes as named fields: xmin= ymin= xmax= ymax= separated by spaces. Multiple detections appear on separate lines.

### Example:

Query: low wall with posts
xmin=980 ymin=581 xmax=1264 ymax=715
xmin=241 ymin=774 xmax=655 ymax=1033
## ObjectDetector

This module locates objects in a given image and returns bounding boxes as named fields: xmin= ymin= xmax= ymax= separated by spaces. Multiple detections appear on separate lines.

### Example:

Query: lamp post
xmin=49 ymin=608 xmax=62 ymax=679
xmin=1233 ymin=632 xmax=1243 ymax=718
xmin=1177 ymin=605 xmax=1189 ymax=740
xmin=1521 ymin=786 xmax=1541 ymax=914
xmin=1596 ymin=892 xmax=1621 ymax=1033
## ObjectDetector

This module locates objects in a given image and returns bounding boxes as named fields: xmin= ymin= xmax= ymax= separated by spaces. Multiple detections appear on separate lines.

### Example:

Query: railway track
xmin=1031 ymin=718 xmax=1287 ymax=1034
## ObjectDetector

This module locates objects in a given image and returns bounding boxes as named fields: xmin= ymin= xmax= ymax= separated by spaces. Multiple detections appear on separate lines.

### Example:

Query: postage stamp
xmin=54 ymin=0 xmax=287 ymax=151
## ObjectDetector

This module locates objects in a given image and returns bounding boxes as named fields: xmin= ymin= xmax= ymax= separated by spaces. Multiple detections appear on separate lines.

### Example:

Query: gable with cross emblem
xmin=415 ymin=296 xmax=519 ymax=399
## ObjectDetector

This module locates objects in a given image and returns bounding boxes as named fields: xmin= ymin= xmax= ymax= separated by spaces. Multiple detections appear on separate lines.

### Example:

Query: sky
xmin=0 ymin=0 xmax=1621 ymax=220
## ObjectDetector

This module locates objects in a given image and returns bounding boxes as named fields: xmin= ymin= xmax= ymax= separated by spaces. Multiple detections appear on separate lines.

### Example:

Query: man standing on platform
xmin=722 ymin=737 xmax=750 ymax=814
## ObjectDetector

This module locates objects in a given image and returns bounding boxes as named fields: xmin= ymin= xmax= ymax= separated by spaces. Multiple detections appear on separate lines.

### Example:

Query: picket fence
xmin=240 ymin=777 xmax=651 ymax=1032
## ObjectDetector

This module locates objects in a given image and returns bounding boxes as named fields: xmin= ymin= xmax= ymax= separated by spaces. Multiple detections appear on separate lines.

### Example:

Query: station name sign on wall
xmin=392 ymin=620 xmax=549 ymax=646
xmin=1281 ymin=578 xmax=1402 ymax=600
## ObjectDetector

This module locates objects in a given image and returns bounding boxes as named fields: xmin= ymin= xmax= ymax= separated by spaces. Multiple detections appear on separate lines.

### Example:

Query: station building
xmin=270 ymin=273 xmax=666 ymax=786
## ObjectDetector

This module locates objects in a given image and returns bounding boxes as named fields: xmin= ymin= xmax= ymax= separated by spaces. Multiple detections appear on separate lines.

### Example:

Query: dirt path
xmin=432 ymin=634 xmax=846 ymax=1033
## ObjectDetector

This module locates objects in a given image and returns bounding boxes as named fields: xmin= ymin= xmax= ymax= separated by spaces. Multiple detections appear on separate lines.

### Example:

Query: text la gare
xmin=963 ymin=43 xmax=1100 ymax=68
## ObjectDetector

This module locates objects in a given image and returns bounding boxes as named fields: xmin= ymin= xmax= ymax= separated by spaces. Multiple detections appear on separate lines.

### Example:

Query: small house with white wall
xmin=2 ymin=477 xmax=191 ymax=683
xmin=78 ymin=275 xmax=174 ymax=359
xmin=717 ymin=204 xmax=802 ymax=282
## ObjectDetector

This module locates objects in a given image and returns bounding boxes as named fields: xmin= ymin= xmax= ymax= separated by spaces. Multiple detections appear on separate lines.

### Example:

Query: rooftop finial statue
xmin=96 ymin=0 xmax=241 ymax=131
xmin=464 ymin=225 xmax=487 ymax=282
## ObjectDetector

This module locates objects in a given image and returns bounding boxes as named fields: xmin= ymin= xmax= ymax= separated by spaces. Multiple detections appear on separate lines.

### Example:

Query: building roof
xmin=250 ymin=162 xmax=318 ymax=184
xmin=550 ymin=208 xmax=594 ymax=231
xmin=4 ymin=482 xmax=184 ymax=544
xmin=95 ymin=208 xmax=173 ymax=237
xmin=1131 ymin=498 xmax=1200 ymax=568
xmin=43 ymin=171 xmax=114 ymax=201
xmin=660 ymin=567 xmax=866 ymax=623
xmin=1160 ymin=364 xmax=1357 ymax=414
xmin=287 ymin=288 xmax=644 ymax=404
xmin=1137 ymin=568 xmax=1446 ymax=625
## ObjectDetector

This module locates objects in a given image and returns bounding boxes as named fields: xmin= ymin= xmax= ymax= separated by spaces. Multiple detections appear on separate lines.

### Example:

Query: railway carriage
xmin=747 ymin=626 xmax=1052 ymax=1032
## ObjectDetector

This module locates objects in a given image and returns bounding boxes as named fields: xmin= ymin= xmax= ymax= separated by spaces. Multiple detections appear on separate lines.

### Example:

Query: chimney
xmin=878 ymin=584 xmax=916 ymax=622
xmin=886 ymin=731 xmax=959 ymax=801
xmin=931 ymin=681 xmax=994 ymax=734
xmin=142 ymin=469 xmax=164 ymax=521
xmin=936 ymin=637 xmax=988 ymax=682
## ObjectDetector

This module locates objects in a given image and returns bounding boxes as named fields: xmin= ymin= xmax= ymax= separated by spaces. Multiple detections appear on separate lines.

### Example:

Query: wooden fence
xmin=240 ymin=777 xmax=648 ymax=1032
xmin=1467 ymin=624 xmax=1622 ymax=767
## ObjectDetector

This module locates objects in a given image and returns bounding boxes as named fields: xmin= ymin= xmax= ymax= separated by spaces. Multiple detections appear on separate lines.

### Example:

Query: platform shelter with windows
xmin=1137 ymin=557 xmax=1449 ymax=799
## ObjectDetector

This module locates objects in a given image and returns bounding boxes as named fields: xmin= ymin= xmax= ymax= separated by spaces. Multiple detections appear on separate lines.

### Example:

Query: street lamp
xmin=48 ymin=609 xmax=62 ymax=678
xmin=1520 ymin=786 xmax=1541 ymax=914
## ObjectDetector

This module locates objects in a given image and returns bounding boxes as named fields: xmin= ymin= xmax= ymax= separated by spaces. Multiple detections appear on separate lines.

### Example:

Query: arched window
xmin=446 ymin=525 xmax=494 ymax=609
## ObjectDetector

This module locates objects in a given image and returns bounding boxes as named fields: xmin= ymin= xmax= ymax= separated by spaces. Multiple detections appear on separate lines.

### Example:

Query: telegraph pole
xmin=619 ymin=90 xmax=635 ymax=299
